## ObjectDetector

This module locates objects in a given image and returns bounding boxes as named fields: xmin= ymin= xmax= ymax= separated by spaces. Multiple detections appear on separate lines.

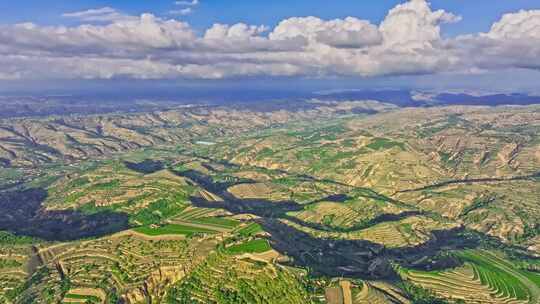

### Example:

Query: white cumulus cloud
xmin=270 ymin=17 xmax=382 ymax=48
xmin=0 ymin=0 xmax=539 ymax=81
xmin=175 ymin=0 xmax=199 ymax=6
xmin=63 ymin=7 xmax=136 ymax=23
xmin=169 ymin=8 xmax=193 ymax=16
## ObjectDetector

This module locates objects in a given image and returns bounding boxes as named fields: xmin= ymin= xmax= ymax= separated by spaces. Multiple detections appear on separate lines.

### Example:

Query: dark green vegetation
xmin=237 ymin=223 xmax=264 ymax=237
xmin=0 ymin=231 xmax=37 ymax=246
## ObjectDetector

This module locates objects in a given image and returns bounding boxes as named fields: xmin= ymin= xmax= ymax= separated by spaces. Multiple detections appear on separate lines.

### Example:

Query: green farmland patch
xmin=0 ymin=231 xmax=37 ymax=246
xmin=130 ymin=198 xmax=188 ymax=226
xmin=237 ymin=223 xmax=264 ymax=237
xmin=225 ymin=239 xmax=272 ymax=255
xmin=458 ymin=250 xmax=538 ymax=301
xmin=133 ymin=224 xmax=216 ymax=236
xmin=190 ymin=217 xmax=240 ymax=229
xmin=366 ymin=138 xmax=405 ymax=151
xmin=0 ymin=259 xmax=22 ymax=269
xmin=88 ymin=179 xmax=120 ymax=191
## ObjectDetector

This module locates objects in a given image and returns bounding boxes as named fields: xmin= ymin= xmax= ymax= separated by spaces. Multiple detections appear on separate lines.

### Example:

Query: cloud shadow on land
xmin=176 ymin=168 xmax=490 ymax=280
xmin=0 ymin=188 xmax=129 ymax=242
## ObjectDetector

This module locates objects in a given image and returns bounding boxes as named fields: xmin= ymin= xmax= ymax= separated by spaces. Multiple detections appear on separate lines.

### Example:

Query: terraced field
xmin=281 ymin=215 xmax=456 ymax=248
xmin=166 ymin=251 xmax=313 ymax=304
xmin=0 ymin=255 xmax=30 ymax=302
xmin=460 ymin=251 xmax=540 ymax=302
xmin=353 ymin=281 xmax=410 ymax=304
xmin=290 ymin=197 xmax=407 ymax=231
xmin=224 ymin=239 xmax=272 ymax=255
xmin=27 ymin=232 xmax=220 ymax=303
xmin=219 ymin=106 xmax=540 ymax=244
xmin=227 ymin=182 xmax=292 ymax=202
xmin=133 ymin=224 xmax=217 ymax=237
xmin=5 ymin=266 xmax=65 ymax=303
xmin=357 ymin=221 xmax=420 ymax=248
xmin=46 ymin=162 xmax=195 ymax=223
xmin=1 ymin=197 xmax=249 ymax=303
xmin=401 ymin=250 xmax=540 ymax=304
xmin=1 ymin=104 xmax=540 ymax=303
xmin=63 ymin=290 xmax=103 ymax=304
xmin=0 ymin=233 xmax=38 ymax=302
xmin=167 ymin=206 xmax=241 ymax=233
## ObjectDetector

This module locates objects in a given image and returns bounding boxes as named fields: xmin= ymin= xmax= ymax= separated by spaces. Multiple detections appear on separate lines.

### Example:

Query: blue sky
xmin=1 ymin=0 xmax=540 ymax=93
xmin=3 ymin=0 xmax=539 ymax=35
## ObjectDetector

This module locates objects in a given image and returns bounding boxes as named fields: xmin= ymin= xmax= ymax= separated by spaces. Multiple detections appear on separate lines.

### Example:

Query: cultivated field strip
xmin=33 ymin=233 xmax=218 ymax=303
xmin=167 ymin=251 xmax=311 ymax=303
xmin=402 ymin=250 xmax=540 ymax=304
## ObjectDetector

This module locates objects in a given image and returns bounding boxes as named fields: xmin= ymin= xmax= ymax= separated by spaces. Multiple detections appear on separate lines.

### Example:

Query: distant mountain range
xmin=314 ymin=90 xmax=540 ymax=108
xmin=1 ymin=90 xmax=540 ymax=119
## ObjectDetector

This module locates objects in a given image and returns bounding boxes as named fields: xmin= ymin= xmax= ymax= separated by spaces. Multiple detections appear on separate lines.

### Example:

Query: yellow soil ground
xmin=228 ymin=182 xmax=291 ymax=201
xmin=326 ymin=287 xmax=344 ymax=304
xmin=340 ymin=280 xmax=353 ymax=304
xmin=63 ymin=288 xmax=106 ymax=304
xmin=236 ymin=249 xmax=280 ymax=263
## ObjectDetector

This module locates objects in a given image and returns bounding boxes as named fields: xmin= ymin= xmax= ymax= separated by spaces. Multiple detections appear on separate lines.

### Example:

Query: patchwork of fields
xmin=1 ymin=105 xmax=540 ymax=303
xmin=400 ymin=250 xmax=540 ymax=304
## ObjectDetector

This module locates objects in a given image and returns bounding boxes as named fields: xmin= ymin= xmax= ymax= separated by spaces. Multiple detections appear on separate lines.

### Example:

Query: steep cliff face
xmin=147 ymin=267 xmax=186 ymax=303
